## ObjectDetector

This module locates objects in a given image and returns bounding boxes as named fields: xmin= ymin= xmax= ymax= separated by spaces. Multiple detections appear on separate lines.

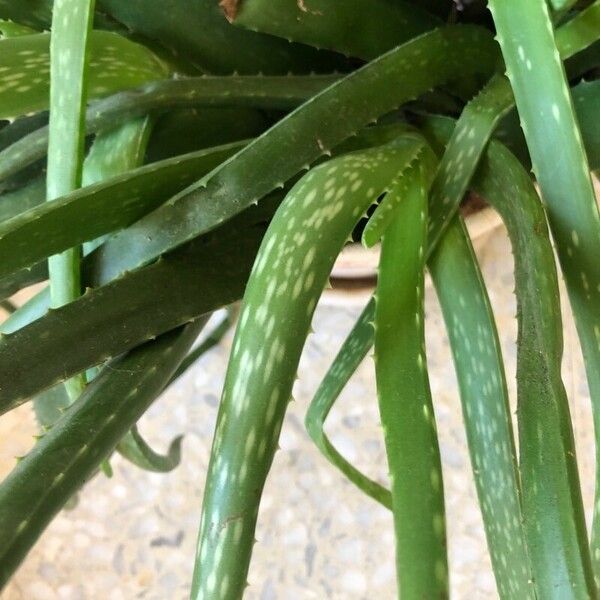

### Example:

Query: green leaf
xmin=192 ymin=138 xmax=426 ymax=599
xmin=0 ymin=30 xmax=168 ymax=120
xmin=554 ymin=1 xmax=600 ymax=57
xmin=305 ymin=307 xmax=391 ymax=508
xmin=231 ymin=0 xmax=441 ymax=59
xmin=145 ymin=107 xmax=268 ymax=163
xmin=0 ymin=19 xmax=37 ymax=38
xmin=45 ymin=0 xmax=98 ymax=400
xmin=0 ymin=141 xmax=246 ymax=279
xmin=362 ymin=142 xmax=438 ymax=246
xmin=0 ymin=73 xmax=340 ymax=183
xmin=374 ymin=152 xmax=447 ymax=597
xmin=116 ymin=425 xmax=183 ymax=473
xmin=0 ymin=204 xmax=275 ymax=412
xmin=426 ymin=1 xmax=600 ymax=251
xmin=429 ymin=216 xmax=536 ymax=599
xmin=0 ymin=320 xmax=204 ymax=587
xmin=97 ymin=0 xmax=348 ymax=75
xmin=0 ymin=174 xmax=45 ymax=222
xmin=488 ymin=0 xmax=599 ymax=591
xmin=170 ymin=309 xmax=235 ymax=382
xmin=0 ymin=261 xmax=46 ymax=303
xmin=81 ymin=115 xmax=154 ymax=254
xmin=0 ymin=0 xmax=52 ymax=30
xmin=89 ymin=26 xmax=499 ymax=283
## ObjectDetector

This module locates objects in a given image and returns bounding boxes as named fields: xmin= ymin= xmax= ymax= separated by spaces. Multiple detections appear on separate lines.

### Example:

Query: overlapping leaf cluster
xmin=0 ymin=1 xmax=598 ymax=598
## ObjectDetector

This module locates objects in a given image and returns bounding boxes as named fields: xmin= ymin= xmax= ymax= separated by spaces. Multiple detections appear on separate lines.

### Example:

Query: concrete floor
xmin=0 ymin=224 xmax=595 ymax=599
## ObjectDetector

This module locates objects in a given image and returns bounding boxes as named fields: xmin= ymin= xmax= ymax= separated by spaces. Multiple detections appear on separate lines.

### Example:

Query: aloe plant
xmin=0 ymin=1 xmax=598 ymax=598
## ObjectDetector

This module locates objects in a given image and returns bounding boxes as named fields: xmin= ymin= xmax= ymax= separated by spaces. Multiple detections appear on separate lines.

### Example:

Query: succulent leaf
xmin=45 ymin=0 xmax=98 ymax=401
xmin=0 ymin=320 xmax=205 ymax=587
xmin=96 ymin=0 xmax=348 ymax=75
xmin=171 ymin=309 xmax=236 ymax=383
xmin=0 ymin=0 xmax=52 ymax=30
xmin=374 ymin=153 xmax=448 ymax=597
xmin=307 ymin=117 xmax=585 ymax=597
xmin=0 ymin=207 xmax=275 ymax=411
xmin=116 ymin=425 xmax=183 ymax=473
xmin=0 ymin=141 xmax=245 ymax=279
xmin=0 ymin=19 xmax=37 ymax=38
xmin=488 ymin=0 xmax=600 ymax=590
xmin=89 ymin=27 xmax=499 ymax=283
xmin=0 ymin=30 xmax=167 ymax=120
xmin=0 ymin=74 xmax=339 ymax=184
xmin=304 ymin=303 xmax=392 ymax=508
xmin=192 ymin=138 xmax=428 ymax=599
xmin=232 ymin=0 xmax=441 ymax=59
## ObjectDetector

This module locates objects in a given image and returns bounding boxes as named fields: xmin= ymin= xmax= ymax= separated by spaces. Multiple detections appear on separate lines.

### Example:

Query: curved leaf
xmin=192 ymin=139 xmax=426 ymax=599
xmin=489 ymin=0 xmax=599 ymax=591
xmin=0 ymin=30 xmax=167 ymax=120
xmin=116 ymin=426 xmax=183 ymax=473
xmin=0 ymin=74 xmax=339 ymax=183
xmin=0 ymin=320 xmax=204 ymax=587
xmin=90 ymin=26 xmax=499 ymax=283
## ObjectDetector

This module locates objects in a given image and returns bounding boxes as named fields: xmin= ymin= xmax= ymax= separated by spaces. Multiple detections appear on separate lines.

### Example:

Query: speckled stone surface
xmin=0 ymin=225 xmax=594 ymax=599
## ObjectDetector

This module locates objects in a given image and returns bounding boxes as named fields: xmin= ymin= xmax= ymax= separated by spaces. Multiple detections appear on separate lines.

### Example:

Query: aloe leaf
xmin=83 ymin=119 xmax=153 ymax=188
xmin=0 ymin=124 xmax=418 ymax=400
xmin=191 ymin=138 xmax=427 ymax=599
xmin=427 ymin=1 xmax=600 ymax=250
xmin=0 ymin=30 xmax=167 ymax=120
xmin=495 ymin=78 xmax=600 ymax=175
xmin=549 ymin=0 xmax=579 ymax=16
xmin=312 ymin=114 xmax=591 ymax=596
xmin=304 ymin=307 xmax=392 ymax=508
xmin=0 ymin=205 xmax=274 ymax=412
xmin=362 ymin=143 xmax=438 ymax=247
xmin=430 ymin=216 xmax=536 ymax=599
xmin=574 ymin=80 xmax=600 ymax=172
xmin=81 ymin=115 xmax=154 ymax=254
xmin=469 ymin=132 xmax=592 ymax=599
xmin=1 ymin=76 xmax=598 ymax=301
xmin=32 ymin=383 xmax=71 ymax=431
xmin=231 ymin=0 xmax=440 ymax=59
xmin=555 ymin=1 xmax=600 ymax=57
xmin=0 ymin=74 xmax=340 ymax=184
xmin=566 ymin=39 xmax=600 ymax=80
xmin=374 ymin=154 xmax=448 ymax=597
xmin=89 ymin=26 xmax=499 ymax=283
xmin=0 ymin=19 xmax=37 ymax=38
xmin=46 ymin=0 xmax=98 ymax=401
xmin=116 ymin=425 xmax=183 ymax=473
xmin=97 ymin=0 xmax=348 ymax=75
xmin=0 ymin=0 xmax=52 ymax=30
xmin=0 ymin=283 xmax=50 ymax=334
xmin=0 ymin=112 xmax=48 ymax=157
xmin=0 ymin=141 xmax=245 ymax=279
xmin=31 ymin=115 xmax=155 ymax=444
xmin=488 ymin=0 xmax=600 ymax=591
xmin=0 ymin=319 xmax=204 ymax=587
xmin=307 ymin=214 xmax=537 ymax=599
xmin=426 ymin=74 xmax=516 ymax=248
